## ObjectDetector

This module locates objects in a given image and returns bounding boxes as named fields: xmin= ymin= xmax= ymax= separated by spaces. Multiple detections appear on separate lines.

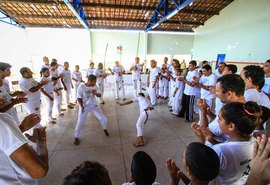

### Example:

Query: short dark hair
xmin=243 ymin=65 xmax=265 ymax=87
xmin=186 ymin=142 xmax=219 ymax=182
xmin=217 ymin=74 xmax=245 ymax=97
xmin=266 ymin=59 xmax=270 ymax=63
xmin=0 ymin=62 xmax=12 ymax=71
xmin=138 ymin=92 xmax=145 ymax=97
xmin=202 ymin=60 xmax=208 ymax=65
xmin=221 ymin=101 xmax=261 ymax=137
xmin=40 ymin=67 xmax=49 ymax=74
xmin=225 ymin=64 xmax=237 ymax=74
xmin=219 ymin=62 xmax=226 ymax=66
xmin=51 ymin=77 xmax=57 ymax=81
xmin=131 ymin=151 xmax=156 ymax=185
xmin=202 ymin=64 xmax=212 ymax=71
xmin=88 ymin=74 xmax=97 ymax=82
xmin=63 ymin=161 xmax=111 ymax=185
xmin=174 ymin=68 xmax=182 ymax=73
xmin=51 ymin=61 xmax=58 ymax=67
xmin=189 ymin=60 xmax=197 ymax=67
xmin=20 ymin=67 xmax=29 ymax=76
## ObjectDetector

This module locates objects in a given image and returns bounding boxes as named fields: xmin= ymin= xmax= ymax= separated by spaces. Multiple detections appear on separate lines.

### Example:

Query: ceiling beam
xmin=1 ymin=0 xmax=219 ymax=16
xmin=12 ymin=14 xmax=203 ymax=26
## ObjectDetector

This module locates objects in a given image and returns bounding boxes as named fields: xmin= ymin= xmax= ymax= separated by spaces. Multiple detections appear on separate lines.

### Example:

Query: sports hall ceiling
xmin=0 ymin=0 xmax=234 ymax=32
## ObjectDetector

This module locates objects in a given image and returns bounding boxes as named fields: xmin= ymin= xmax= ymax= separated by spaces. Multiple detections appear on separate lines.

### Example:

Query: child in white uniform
xmin=86 ymin=62 xmax=95 ymax=79
xmin=119 ymin=92 xmax=153 ymax=147
xmin=19 ymin=67 xmax=48 ymax=127
xmin=171 ymin=68 xmax=184 ymax=115
xmin=147 ymin=60 xmax=160 ymax=106
xmin=130 ymin=57 xmax=143 ymax=97
xmin=158 ymin=67 xmax=169 ymax=99
xmin=52 ymin=77 xmax=64 ymax=116
xmin=72 ymin=65 xmax=83 ymax=101
xmin=40 ymin=68 xmax=56 ymax=124
xmin=94 ymin=63 xmax=106 ymax=104
xmin=109 ymin=61 xmax=125 ymax=100
xmin=74 ymin=74 xmax=109 ymax=145
xmin=61 ymin=61 xmax=74 ymax=109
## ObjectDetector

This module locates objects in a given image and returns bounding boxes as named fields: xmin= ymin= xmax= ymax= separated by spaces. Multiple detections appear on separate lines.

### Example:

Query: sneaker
xmin=74 ymin=138 xmax=81 ymax=145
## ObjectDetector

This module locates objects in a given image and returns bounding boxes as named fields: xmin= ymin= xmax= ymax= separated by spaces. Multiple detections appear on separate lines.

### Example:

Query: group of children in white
xmin=0 ymin=55 xmax=270 ymax=185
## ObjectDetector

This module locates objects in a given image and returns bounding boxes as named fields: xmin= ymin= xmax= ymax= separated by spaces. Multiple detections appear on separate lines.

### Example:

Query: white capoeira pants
xmin=97 ymin=83 xmax=104 ymax=103
xmin=172 ymin=97 xmax=182 ymax=114
xmin=159 ymin=86 xmax=168 ymax=97
xmin=74 ymin=105 xmax=108 ymax=138
xmin=132 ymin=79 xmax=142 ymax=97
xmin=136 ymin=110 xmax=151 ymax=137
xmin=115 ymin=80 xmax=125 ymax=99
xmin=168 ymin=81 xmax=175 ymax=107
xmin=198 ymin=98 xmax=214 ymax=125
xmin=74 ymin=82 xmax=81 ymax=100
xmin=23 ymin=101 xmax=41 ymax=127
xmin=64 ymin=86 xmax=72 ymax=105
xmin=148 ymin=82 xmax=157 ymax=105
xmin=53 ymin=93 xmax=62 ymax=116
xmin=42 ymin=95 xmax=54 ymax=121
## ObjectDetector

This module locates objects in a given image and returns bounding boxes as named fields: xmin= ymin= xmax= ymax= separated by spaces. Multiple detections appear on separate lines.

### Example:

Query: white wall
xmin=192 ymin=0 xmax=270 ymax=62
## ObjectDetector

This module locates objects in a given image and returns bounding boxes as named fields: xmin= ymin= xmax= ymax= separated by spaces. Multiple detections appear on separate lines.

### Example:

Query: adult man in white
xmin=0 ymin=112 xmax=48 ymax=185
xmin=19 ymin=67 xmax=48 ymax=127
xmin=130 ymin=57 xmax=144 ymax=97
xmin=74 ymin=75 xmax=109 ymax=145
xmin=147 ymin=60 xmax=160 ymax=106
xmin=119 ymin=92 xmax=154 ymax=147
xmin=214 ymin=62 xmax=226 ymax=79
xmin=193 ymin=65 xmax=217 ymax=124
xmin=262 ymin=59 xmax=270 ymax=98
xmin=109 ymin=61 xmax=125 ymax=100
xmin=178 ymin=60 xmax=200 ymax=122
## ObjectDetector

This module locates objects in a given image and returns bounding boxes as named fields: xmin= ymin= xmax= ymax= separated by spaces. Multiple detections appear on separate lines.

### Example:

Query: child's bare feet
xmin=133 ymin=136 xmax=144 ymax=147
xmin=49 ymin=120 xmax=57 ymax=124
xmin=104 ymin=129 xmax=109 ymax=136
xmin=68 ymin=105 xmax=74 ymax=109
xmin=74 ymin=138 xmax=81 ymax=145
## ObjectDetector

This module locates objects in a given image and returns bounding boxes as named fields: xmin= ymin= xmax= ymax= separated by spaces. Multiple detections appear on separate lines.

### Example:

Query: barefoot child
xmin=94 ymin=63 xmax=107 ymax=104
xmin=61 ymin=61 xmax=74 ymax=109
xmin=171 ymin=68 xmax=184 ymax=115
xmin=119 ymin=92 xmax=153 ymax=147
xmin=72 ymin=65 xmax=83 ymax=102
xmin=52 ymin=77 xmax=64 ymax=116
xmin=74 ymin=74 xmax=109 ymax=145
xmin=40 ymin=68 xmax=56 ymax=124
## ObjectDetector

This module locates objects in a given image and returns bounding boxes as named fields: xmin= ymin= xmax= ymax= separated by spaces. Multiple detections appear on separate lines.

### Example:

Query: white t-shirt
xmin=184 ymin=69 xmax=200 ymax=96
xmin=113 ymin=66 xmax=125 ymax=81
xmin=72 ymin=71 xmax=82 ymax=83
xmin=94 ymin=68 xmax=106 ymax=84
xmin=40 ymin=64 xmax=50 ymax=71
xmin=40 ymin=76 xmax=54 ymax=97
xmin=199 ymin=73 xmax=217 ymax=99
xmin=0 ymin=113 xmax=37 ymax=185
xmin=262 ymin=76 xmax=270 ymax=94
xmin=214 ymin=69 xmax=222 ymax=79
xmin=122 ymin=182 xmax=160 ymax=185
xmin=0 ymin=86 xmax=12 ymax=109
xmin=149 ymin=67 xmax=160 ymax=82
xmin=3 ymin=79 xmax=11 ymax=93
xmin=131 ymin=63 xmax=142 ymax=81
xmin=19 ymin=77 xmax=41 ymax=104
xmin=132 ymin=96 xmax=153 ymax=113
xmin=259 ymin=91 xmax=270 ymax=109
xmin=244 ymin=88 xmax=260 ymax=104
xmin=208 ymin=117 xmax=229 ymax=145
xmin=86 ymin=68 xmax=96 ymax=77
xmin=61 ymin=69 xmax=72 ymax=88
xmin=174 ymin=78 xmax=184 ymax=99
xmin=77 ymin=84 xmax=98 ymax=108
xmin=210 ymin=141 xmax=253 ymax=185
xmin=215 ymin=98 xmax=224 ymax=116
xmin=50 ymin=69 xmax=62 ymax=88
xmin=159 ymin=72 xmax=169 ymax=87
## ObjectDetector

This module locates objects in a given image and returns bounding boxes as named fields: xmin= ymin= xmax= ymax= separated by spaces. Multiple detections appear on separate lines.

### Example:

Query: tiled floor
xmin=36 ymin=88 xmax=198 ymax=185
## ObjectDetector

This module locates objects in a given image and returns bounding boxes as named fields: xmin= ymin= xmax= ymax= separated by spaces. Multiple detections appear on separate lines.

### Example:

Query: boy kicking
xmin=119 ymin=92 xmax=153 ymax=147
xmin=74 ymin=74 xmax=109 ymax=145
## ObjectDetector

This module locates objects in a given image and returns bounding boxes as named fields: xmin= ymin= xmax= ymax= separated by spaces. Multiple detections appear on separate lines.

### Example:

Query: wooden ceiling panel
xmin=0 ymin=0 xmax=234 ymax=32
